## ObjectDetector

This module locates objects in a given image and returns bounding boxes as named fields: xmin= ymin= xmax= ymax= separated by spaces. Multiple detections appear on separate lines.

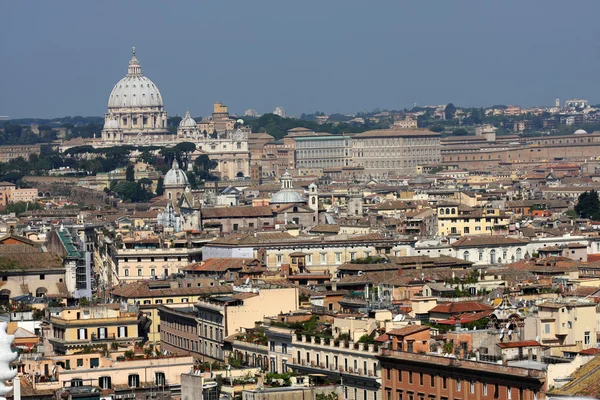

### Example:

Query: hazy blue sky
xmin=2 ymin=1 xmax=599 ymax=119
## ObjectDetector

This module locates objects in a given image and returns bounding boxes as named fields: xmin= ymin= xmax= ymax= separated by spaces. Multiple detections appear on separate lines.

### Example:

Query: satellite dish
xmin=535 ymin=336 xmax=540 ymax=342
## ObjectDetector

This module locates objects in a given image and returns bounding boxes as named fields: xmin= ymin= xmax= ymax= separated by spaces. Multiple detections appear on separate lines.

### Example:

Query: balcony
xmin=90 ymin=333 xmax=116 ymax=341
xmin=49 ymin=316 xmax=138 ymax=327
xmin=289 ymin=358 xmax=379 ymax=380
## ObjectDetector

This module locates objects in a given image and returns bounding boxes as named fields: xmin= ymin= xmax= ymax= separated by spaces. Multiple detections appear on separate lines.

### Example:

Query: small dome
xmin=574 ymin=129 xmax=588 ymax=134
xmin=271 ymin=190 xmax=306 ymax=204
xmin=163 ymin=159 xmax=189 ymax=187
xmin=104 ymin=119 xmax=120 ymax=130
xmin=270 ymin=169 xmax=306 ymax=204
xmin=179 ymin=111 xmax=197 ymax=128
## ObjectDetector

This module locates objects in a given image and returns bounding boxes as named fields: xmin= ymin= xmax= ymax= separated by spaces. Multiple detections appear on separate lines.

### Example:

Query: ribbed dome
xmin=108 ymin=47 xmax=164 ymax=109
xmin=104 ymin=118 xmax=120 ymax=130
xmin=270 ymin=190 xmax=305 ymax=204
xmin=270 ymin=169 xmax=306 ymax=204
xmin=179 ymin=111 xmax=197 ymax=128
xmin=574 ymin=129 xmax=588 ymax=134
xmin=164 ymin=159 xmax=189 ymax=187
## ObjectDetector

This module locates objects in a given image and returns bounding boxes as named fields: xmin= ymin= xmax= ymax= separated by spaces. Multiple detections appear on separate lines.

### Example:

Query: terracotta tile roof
xmin=309 ymin=224 xmax=340 ymax=233
xmin=436 ymin=310 xmax=492 ymax=325
xmin=111 ymin=280 xmax=233 ymax=298
xmin=182 ymin=258 xmax=256 ymax=272
xmin=429 ymin=301 xmax=494 ymax=315
xmin=579 ymin=348 xmax=600 ymax=355
xmin=497 ymin=340 xmax=541 ymax=349
xmin=451 ymin=236 xmax=529 ymax=248
xmin=387 ymin=325 xmax=430 ymax=337
xmin=353 ymin=128 xmax=439 ymax=138
xmin=550 ymin=355 xmax=600 ymax=397
xmin=202 ymin=205 xmax=273 ymax=219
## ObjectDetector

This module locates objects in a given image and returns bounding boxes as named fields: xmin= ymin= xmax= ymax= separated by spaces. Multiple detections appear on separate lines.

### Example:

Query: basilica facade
xmin=100 ymin=48 xmax=250 ymax=180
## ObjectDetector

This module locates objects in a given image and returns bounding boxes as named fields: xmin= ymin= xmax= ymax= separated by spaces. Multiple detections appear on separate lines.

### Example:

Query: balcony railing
xmin=289 ymin=358 xmax=379 ymax=378
xmin=91 ymin=333 xmax=116 ymax=341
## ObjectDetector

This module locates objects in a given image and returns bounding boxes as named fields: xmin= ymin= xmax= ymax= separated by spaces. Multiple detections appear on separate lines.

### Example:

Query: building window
xmin=507 ymin=387 xmax=512 ymax=400
xmin=124 ymin=269 xmax=129 ymax=277
xmin=155 ymin=372 xmax=166 ymax=386
xmin=483 ymin=383 xmax=488 ymax=396
xmin=478 ymin=251 xmax=483 ymax=261
xmin=277 ymin=254 xmax=282 ymax=265
xmin=585 ymin=331 xmax=591 ymax=345
xmin=335 ymin=253 xmax=342 ymax=264
xmin=128 ymin=374 xmax=140 ymax=388
xmin=118 ymin=326 xmax=128 ymax=338
xmin=456 ymin=379 xmax=461 ymax=391
xmin=138 ymin=268 xmax=142 ymax=276
xmin=320 ymin=253 xmax=326 ymax=264
xmin=151 ymin=269 xmax=155 ymax=277
xmin=470 ymin=380 xmax=475 ymax=393
xmin=430 ymin=374 xmax=435 ymax=387
xmin=306 ymin=254 xmax=312 ymax=265
xmin=99 ymin=376 xmax=111 ymax=389
xmin=77 ymin=358 xmax=83 ymax=367
xmin=545 ymin=324 xmax=550 ymax=334
xmin=463 ymin=251 xmax=469 ymax=261
xmin=77 ymin=328 xmax=87 ymax=340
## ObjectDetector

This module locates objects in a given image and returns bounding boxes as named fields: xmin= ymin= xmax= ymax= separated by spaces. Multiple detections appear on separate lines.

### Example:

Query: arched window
xmin=36 ymin=287 xmax=47 ymax=298
xmin=516 ymin=248 xmax=522 ymax=261
xmin=440 ymin=208 xmax=445 ymax=215
xmin=451 ymin=208 xmax=456 ymax=214
xmin=463 ymin=251 xmax=470 ymax=261
xmin=490 ymin=249 xmax=497 ymax=264
xmin=445 ymin=208 xmax=450 ymax=215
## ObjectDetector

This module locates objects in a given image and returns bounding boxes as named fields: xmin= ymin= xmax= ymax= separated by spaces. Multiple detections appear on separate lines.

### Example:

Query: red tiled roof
xmin=579 ymin=348 xmax=600 ymax=355
xmin=497 ymin=340 xmax=541 ymax=349
xmin=202 ymin=206 xmax=273 ymax=219
xmin=429 ymin=301 xmax=494 ymax=315
xmin=436 ymin=310 xmax=492 ymax=325
xmin=183 ymin=258 xmax=256 ymax=272
xmin=387 ymin=325 xmax=430 ymax=337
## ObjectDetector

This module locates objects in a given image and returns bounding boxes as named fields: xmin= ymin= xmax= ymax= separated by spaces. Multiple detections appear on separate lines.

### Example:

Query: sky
xmin=1 ymin=0 xmax=600 ymax=119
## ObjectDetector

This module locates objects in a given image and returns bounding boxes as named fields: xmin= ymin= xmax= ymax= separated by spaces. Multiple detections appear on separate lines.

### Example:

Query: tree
xmin=125 ymin=165 xmax=135 ymax=182
xmin=429 ymin=125 xmax=444 ymax=133
xmin=444 ymin=103 xmax=456 ymax=120
xmin=156 ymin=177 xmax=164 ymax=196
xmin=452 ymin=128 xmax=469 ymax=136
xmin=193 ymin=155 xmax=218 ymax=180
xmin=139 ymin=151 xmax=155 ymax=164
xmin=575 ymin=190 xmax=600 ymax=219
xmin=175 ymin=142 xmax=196 ymax=170
xmin=138 ymin=178 xmax=153 ymax=192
